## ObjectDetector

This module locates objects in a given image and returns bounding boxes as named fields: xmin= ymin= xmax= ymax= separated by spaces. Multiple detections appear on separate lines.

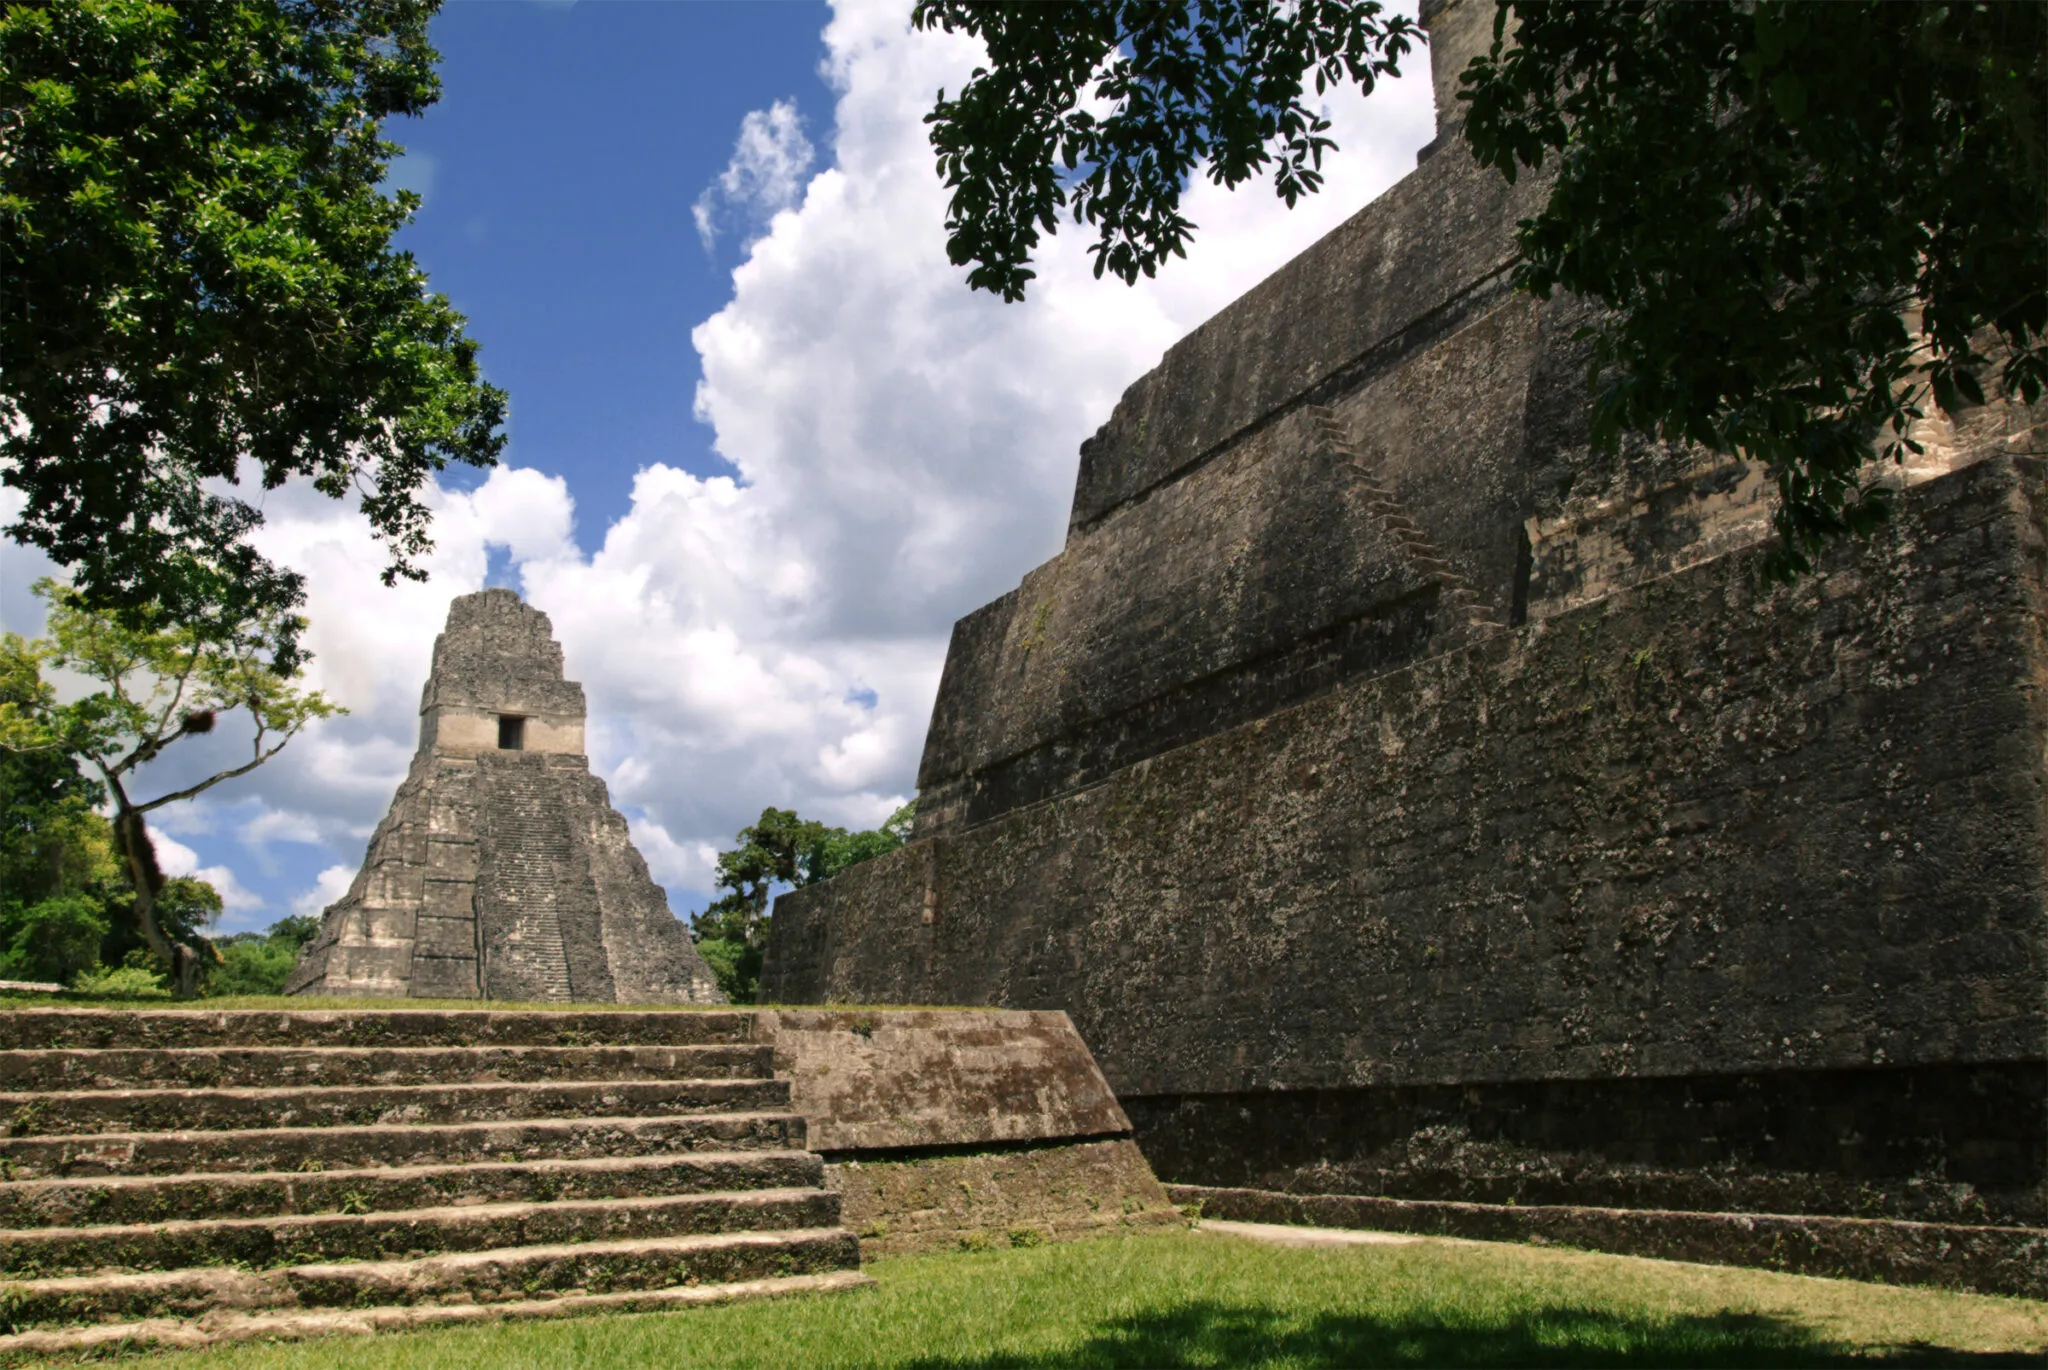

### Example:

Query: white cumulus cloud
xmin=153 ymin=834 xmax=265 ymax=924
xmin=693 ymin=99 xmax=816 ymax=254
xmin=0 ymin=0 xmax=1435 ymax=931
xmin=293 ymin=866 xmax=357 ymax=918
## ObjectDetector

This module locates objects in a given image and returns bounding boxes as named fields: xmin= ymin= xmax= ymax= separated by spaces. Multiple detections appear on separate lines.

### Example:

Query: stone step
xmin=0 ymin=1266 xmax=279 ymax=1329
xmin=286 ymin=1225 xmax=861 ymax=1309
xmin=0 ymin=1187 xmax=841 ymax=1276
xmin=0 ymin=1271 xmax=874 ymax=1358
xmin=0 ymin=1150 xmax=824 ymax=1228
xmin=0 ymin=1005 xmax=862 ymax=1350
xmin=0 ymin=1010 xmax=757 ymax=1052
xmin=0 ymin=1043 xmax=774 ymax=1092
xmin=0 ymin=1077 xmax=789 ymax=1138
xmin=0 ymin=1111 xmax=806 ymax=1180
xmin=0 ymin=1234 xmax=864 ymax=1340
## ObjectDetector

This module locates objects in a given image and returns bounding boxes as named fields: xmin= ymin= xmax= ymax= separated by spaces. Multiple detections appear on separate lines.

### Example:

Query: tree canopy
xmin=915 ymin=0 xmax=1418 ymax=300
xmin=914 ymin=0 xmax=2046 ymax=575
xmin=0 ymin=630 xmax=234 ymax=992
xmin=1 ymin=579 xmax=339 ymax=995
xmin=0 ymin=0 xmax=505 ymax=669
xmin=208 ymin=913 xmax=320 ymax=996
xmin=0 ymin=632 xmax=120 ymax=986
xmin=1460 ymin=0 xmax=2044 ymax=576
xmin=691 ymin=802 xmax=917 ymax=1003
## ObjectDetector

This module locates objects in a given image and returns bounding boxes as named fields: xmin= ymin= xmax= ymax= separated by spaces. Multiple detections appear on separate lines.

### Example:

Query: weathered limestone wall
xmin=289 ymin=590 xmax=723 ymax=1004
xmin=754 ymin=1009 xmax=1132 ymax=1150
xmin=760 ymin=0 xmax=2048 ymax=1266
xmin=758 ymin=1010 xmax=1177 ymax=1256
xmin=768 ymin=455 xmax=2048 ymax=1226
xmin=912 ymin=0 xmax=2043 ymax=851
xmin=425 ymin=708 xmax=584 ymax=758
xmin=912 ymin=5 xmax=1587 ymax=843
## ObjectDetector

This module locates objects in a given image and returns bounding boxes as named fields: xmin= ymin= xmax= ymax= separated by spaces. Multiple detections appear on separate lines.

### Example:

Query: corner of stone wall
xmin=1416 ymin=0 xmax=1500 ymax=162
xmin=754 ymin=1008 xmax=1178 ymax=1258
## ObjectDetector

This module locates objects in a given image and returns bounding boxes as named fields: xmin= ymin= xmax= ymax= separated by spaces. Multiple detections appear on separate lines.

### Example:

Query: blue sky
xmin=397 ymin=1 xmax=835 ymax=541
xmin=0 ymin=0 xmax=1436 ymax=937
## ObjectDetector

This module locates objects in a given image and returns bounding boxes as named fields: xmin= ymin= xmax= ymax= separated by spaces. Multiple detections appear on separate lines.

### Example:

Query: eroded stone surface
xmin=756 ymin=1009 xmax=1131 ymax=1151
xmin=0 ymin=1009 xmax=755 ymax=1051
xmin=287 ymin=590 xmax=721 ymax=1003
xmin=830 ymin=1139 xmax=1178 ymax=1257
xmin=759 ymin=0 xmax=2048 ymax=1271
xmin=0 ymin=1152 xmax=824 ymax=1229
xmin=0 ymin=1271 xmax=874 ymax=1360
xmin=1 ymin=1077 xmax=787 ymax=1138
xmin=768 ymin=457 xmax=2048 ymax=1234
xmin=0 ymin=1044 xmax=772 ymax=1091
xmin=0 ymin=1113 xmax=806 ymax=1182
xmin=756 ymin=1008 xmax=1179 ymax=1256
xmin=0 ymin=1008 xmax=861 ymax=1345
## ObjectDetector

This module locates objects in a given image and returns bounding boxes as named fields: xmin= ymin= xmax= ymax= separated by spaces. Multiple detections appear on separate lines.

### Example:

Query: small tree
xmin=0 ymin=580 xmax=340 ymax=996
xmin=692 ymin=802 xmax=916 ymax=1003
xmin=0 ymin=632 xmax=119 ymax=985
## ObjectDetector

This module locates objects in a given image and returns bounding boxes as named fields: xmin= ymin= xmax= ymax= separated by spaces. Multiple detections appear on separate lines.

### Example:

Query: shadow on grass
xmin=900 ymin=1300 xmax=2039 ymax=1368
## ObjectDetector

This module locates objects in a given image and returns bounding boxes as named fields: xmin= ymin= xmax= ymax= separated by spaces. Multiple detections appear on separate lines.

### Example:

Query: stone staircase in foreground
xmin=0 ymin=1010 xmax=868 ymax=1356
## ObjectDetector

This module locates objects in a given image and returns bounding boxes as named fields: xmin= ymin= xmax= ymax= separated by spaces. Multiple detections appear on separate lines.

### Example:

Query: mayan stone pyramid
xmin=288 ymin=589 xmax=724 ymax=1003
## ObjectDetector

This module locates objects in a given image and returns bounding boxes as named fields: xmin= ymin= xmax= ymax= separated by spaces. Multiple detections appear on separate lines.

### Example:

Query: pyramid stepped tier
xmin=0 ymin=1010 xmax=867 ymax=1356
xmin=287 ymin=589 xmax=724 ymax=1003
xmin=756 ymin=0 xmax=2045 ymax=1298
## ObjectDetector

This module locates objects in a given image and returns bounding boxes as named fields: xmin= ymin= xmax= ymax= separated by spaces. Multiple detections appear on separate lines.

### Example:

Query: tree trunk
xmin=111 ymin=805 xmax=200 ymax=999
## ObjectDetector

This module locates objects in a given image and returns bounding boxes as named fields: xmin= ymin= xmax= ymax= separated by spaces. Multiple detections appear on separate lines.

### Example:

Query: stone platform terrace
xmin=0 ymin=1006 xmax=1170 ymax=1354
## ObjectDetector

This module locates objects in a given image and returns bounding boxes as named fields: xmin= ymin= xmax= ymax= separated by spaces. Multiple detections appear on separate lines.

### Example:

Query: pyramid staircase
xmin=0 ymin=1009 xmax=868 ymax=1356
xmin=483 ymin=759 xmax=579 ymax=1000
xmin=1306 ymin=405 xmax=1506 ymax=634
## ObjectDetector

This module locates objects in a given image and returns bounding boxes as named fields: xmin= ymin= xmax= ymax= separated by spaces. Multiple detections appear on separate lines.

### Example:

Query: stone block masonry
xmin=0 ymin=1008 xmax=863 ymax=1355
xmin=750 ymin=1010 xmax=1178 ymax=1256
xmin=289 ymin=589 xmax=723 ymax=1003
xmin=761 ymin=0 xmax=2046 ymax=1290
xmin=0 ymin=1007 xmax=1171 ymax=1353
xmin=765 ymin=457 xmax=2048 ymax=1267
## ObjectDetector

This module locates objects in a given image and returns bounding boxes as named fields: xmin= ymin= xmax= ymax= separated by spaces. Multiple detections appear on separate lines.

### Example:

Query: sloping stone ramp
xmin=0 ymin=1010 xmax=870 ymax=1356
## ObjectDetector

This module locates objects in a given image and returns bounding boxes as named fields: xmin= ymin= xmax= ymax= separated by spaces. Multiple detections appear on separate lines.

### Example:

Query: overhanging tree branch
xmin=0 ymin=0 xmax=508 ymax=671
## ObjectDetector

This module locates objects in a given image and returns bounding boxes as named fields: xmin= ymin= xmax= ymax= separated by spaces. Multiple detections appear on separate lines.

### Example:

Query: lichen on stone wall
xmin=759 ymin=0 xmax=2047 ymax=1259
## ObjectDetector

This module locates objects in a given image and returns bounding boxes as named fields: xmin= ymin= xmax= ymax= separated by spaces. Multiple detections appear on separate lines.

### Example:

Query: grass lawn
xmin=126 ymin=1229 xmax=2044 ymax=1369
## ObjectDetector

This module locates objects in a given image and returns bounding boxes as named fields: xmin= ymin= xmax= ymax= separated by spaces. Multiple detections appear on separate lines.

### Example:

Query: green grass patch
xmin=146 ymin=1230 xmax=2044 ymax=1368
